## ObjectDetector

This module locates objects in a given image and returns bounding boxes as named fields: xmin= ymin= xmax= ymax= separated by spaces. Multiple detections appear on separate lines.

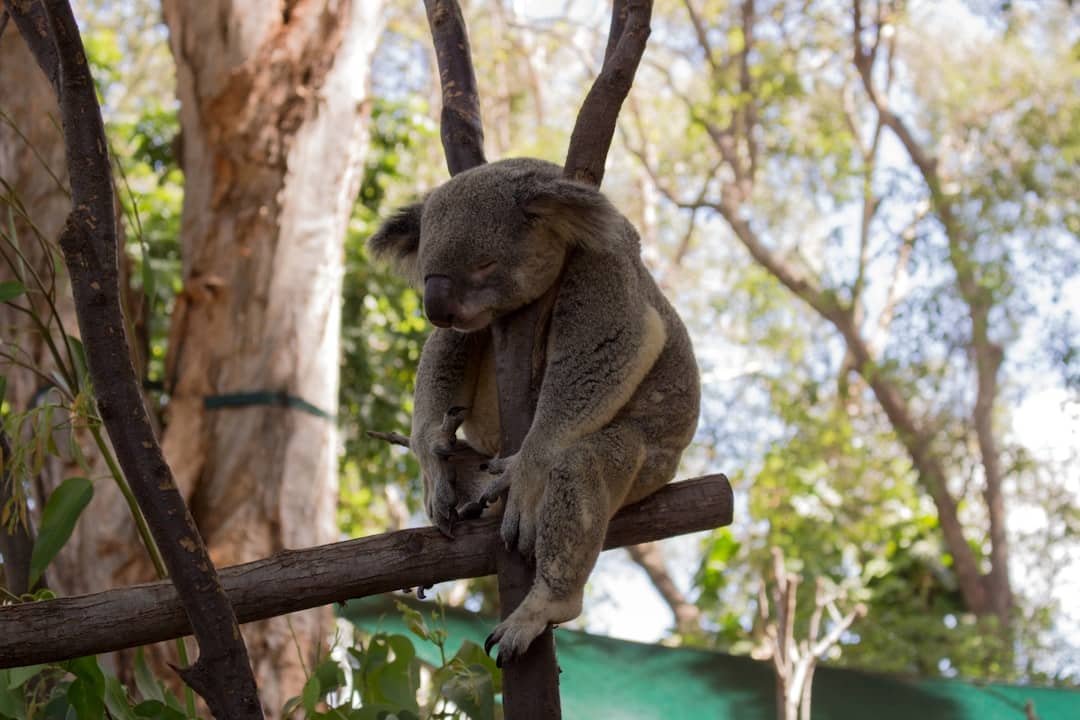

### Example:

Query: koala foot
xmin=483 ymin=614 xmax=548 ymax=669
xmin=483 ymin=588 xmax=581 ymax=667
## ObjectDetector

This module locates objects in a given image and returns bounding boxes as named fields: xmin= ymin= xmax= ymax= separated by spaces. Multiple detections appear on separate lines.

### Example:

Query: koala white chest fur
xmin=369 ymin=157 xmax=700 ymax=665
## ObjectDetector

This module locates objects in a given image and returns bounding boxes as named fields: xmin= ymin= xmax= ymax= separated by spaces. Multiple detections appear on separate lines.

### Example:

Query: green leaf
xmin=68 ymin=656 xmax=106 ymax=693
xmin=432 ymin=641 xmax=499 ymax=720
xmin=372 ymin=635 xmax=419 ymax=711
xmin=301 ymin=674 xmax=320 ymax=715
xmin=68 ymin=678 xmax=105 ymax=720
xmin=133 ymin=700 xmax=164 ymax=717
xmin=0 ymin=281 xmax=26 ymax=304
xmin=103 ymin=674 xmax=138 ymax=720
xmin=0 ymin=375 xmax=8 ymax=409
xmin=29 ymin=477 xmax=93 ymax=588
xmin=133 ymin=648 xmax=164 ymax=703
xmin=41 ymin=692 xmax=69 ymax=720
xmin=312 ymin=659 xmax=345 ymax=696
xmin=132 ymin=698 xmax=187 ymax=720
xmin=66 ymin=336 xmax=89 ymax=389
xmin=281 ymin=696 xmax=303 ymax=718
xmin=6 ymin=665 xmax=45 ymax=690
xmin=0 ymin=670 xmax=28 ymax=720
xmin=395 ymin=601 xmax=429 ymax=642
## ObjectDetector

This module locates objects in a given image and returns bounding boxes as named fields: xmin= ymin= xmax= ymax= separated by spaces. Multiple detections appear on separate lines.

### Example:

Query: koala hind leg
xmin=487 ymin=423 xmax=646 ymax=666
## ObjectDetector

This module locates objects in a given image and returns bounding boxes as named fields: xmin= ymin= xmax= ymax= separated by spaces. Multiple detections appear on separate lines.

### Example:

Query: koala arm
xmin=412 ymin=328 xmax=485 ymax=531
xmin=523 ymin=254 xmax=665 ymax=458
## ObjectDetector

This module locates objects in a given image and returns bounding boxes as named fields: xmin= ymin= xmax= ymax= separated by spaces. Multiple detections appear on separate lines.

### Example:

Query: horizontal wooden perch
xmin=0 ymin=474 xmax=731 ymax=668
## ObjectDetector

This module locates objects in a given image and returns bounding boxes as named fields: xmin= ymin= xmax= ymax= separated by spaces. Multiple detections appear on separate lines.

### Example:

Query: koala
xmin=368 ymin=158 xmax=700 ymax=665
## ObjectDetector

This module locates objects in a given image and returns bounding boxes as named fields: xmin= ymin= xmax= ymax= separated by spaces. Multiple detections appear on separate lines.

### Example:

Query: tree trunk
xmin=157 ymin=0 xmax=383 ymax=713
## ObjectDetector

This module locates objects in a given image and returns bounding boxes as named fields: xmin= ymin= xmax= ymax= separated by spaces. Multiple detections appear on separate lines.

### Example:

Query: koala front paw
xmin=484 ymin=451 xmax=546 ymax=558
xmin=419 ymin=454 xmax=459 ymax=538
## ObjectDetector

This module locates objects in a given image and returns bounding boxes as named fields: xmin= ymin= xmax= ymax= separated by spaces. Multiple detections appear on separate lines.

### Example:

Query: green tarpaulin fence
xmin=340 ymin=595 xmax=1078 ymax=720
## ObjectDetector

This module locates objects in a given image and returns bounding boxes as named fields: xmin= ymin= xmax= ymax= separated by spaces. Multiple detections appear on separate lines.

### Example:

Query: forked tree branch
xmin=5 ymin=2 xmax=261 ymax=716
xmin=851 ymin=0 xmax=1008 ymax=621
xmin=564 ymin=0 xmax=653 ymax=186
xmin=755 ymin=548 xmax=866 ymax=720
xmin=424 ymin=0 xmax=486 ymax=175
xmin=0 ymin=474 xmax=733 ymax=668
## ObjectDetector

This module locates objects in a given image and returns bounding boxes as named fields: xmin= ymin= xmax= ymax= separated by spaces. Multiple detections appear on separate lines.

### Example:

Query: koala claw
xmin=480 ymin=474 xmax=512 ymax=506
xmin=433 ymin=506 xmax=457 ymax=539
xmin=484 ymin=615 xmax=550 ymax=668
xmin=458 ymin=500 xmax=485 ymax=519
xmin=501 ymin=504 xmax=520 ymax=551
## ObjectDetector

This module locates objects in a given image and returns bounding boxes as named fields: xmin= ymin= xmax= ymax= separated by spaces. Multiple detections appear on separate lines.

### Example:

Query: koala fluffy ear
xmin=517 ymin=179 xmax=620 ymax=252
xmin=367 ymin=202 xmax=424 ymax=283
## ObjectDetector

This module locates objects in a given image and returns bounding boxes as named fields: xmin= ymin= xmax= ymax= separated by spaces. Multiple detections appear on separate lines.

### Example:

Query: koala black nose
xmin=424 ymin=274 xmax=456 ymax=328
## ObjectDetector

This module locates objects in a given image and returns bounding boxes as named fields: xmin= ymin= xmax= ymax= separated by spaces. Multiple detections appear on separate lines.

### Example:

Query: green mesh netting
xmin=339 ymin=595 xmax=1078 ymax=720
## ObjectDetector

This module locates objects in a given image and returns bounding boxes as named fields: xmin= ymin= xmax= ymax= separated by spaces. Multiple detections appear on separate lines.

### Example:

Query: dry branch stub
xmin=0 ymin=474 xmax=732 ymax=669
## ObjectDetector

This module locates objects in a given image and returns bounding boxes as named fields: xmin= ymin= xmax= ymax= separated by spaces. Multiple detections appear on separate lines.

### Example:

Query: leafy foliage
xmin=338 ymin=99 xmax=435 ymax=535
xmin=621 ymin=0 xmax=1080 ymax=683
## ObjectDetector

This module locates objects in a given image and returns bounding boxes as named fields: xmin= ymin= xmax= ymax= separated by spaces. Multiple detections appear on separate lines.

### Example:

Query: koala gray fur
xmin=368 ymin=158 xmax=700 ymax=664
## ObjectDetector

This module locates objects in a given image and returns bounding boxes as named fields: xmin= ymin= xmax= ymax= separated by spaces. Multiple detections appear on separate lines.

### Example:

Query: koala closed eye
xmin=471 ymin=261 xmax=498 ymax=282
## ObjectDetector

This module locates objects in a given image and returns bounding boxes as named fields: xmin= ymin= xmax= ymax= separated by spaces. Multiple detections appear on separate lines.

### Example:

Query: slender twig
xmin=0 ymin=227 xmax=80 ymax=395
xmin=0 ymin=109 xmax=70 ymax=196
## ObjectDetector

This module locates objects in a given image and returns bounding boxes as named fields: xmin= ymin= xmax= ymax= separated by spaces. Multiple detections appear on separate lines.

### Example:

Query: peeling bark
xmin=158 ymin=0 xmax=385 ymax=713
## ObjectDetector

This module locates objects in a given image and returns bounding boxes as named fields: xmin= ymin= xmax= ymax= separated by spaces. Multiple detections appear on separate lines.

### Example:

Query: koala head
xmin=368 ymin=158 xmax=619 ymax=332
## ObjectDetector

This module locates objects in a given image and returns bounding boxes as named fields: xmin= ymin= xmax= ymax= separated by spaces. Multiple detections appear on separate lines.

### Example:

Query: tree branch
xmin=490 ymin=284 xmax=562 ymax=717
xmin=0 ymin=475 xmax=733 ymax=669
xmin=424 ymin=0 xmax=486 ymax=175
xmin=681 ymin=0 xmax=722 ymax=77
xmin=852 ymin=0 xmax=1007 ymax=621
xmin=5 ymin=2 xmax=261 ymax=716
xmin=564 ymin=0 xmax=653 ymax=186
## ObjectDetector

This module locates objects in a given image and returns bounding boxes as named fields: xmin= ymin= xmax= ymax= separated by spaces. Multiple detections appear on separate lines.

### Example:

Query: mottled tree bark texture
xmin=155 ymin=0 xmax=384 ymax=713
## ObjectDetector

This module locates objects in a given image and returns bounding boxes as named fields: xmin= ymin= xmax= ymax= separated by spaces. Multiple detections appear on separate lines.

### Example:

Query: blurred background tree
xmin=2 ymin=1 xmax=1077 ymax=714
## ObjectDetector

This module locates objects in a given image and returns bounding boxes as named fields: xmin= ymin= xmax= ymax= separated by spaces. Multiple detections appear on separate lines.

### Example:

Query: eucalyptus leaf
xmin=6 ymin=664 xmax=45 ymax=690
xmin=133 ymin=648 xmax=164 ymax=703
xmin=29 ymin=477 xmax=93 ymax=588
xmin=0 ymin=281 xmax=26 ymax=304
xmin=67 ymin=677 xmax=105 ymax=720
